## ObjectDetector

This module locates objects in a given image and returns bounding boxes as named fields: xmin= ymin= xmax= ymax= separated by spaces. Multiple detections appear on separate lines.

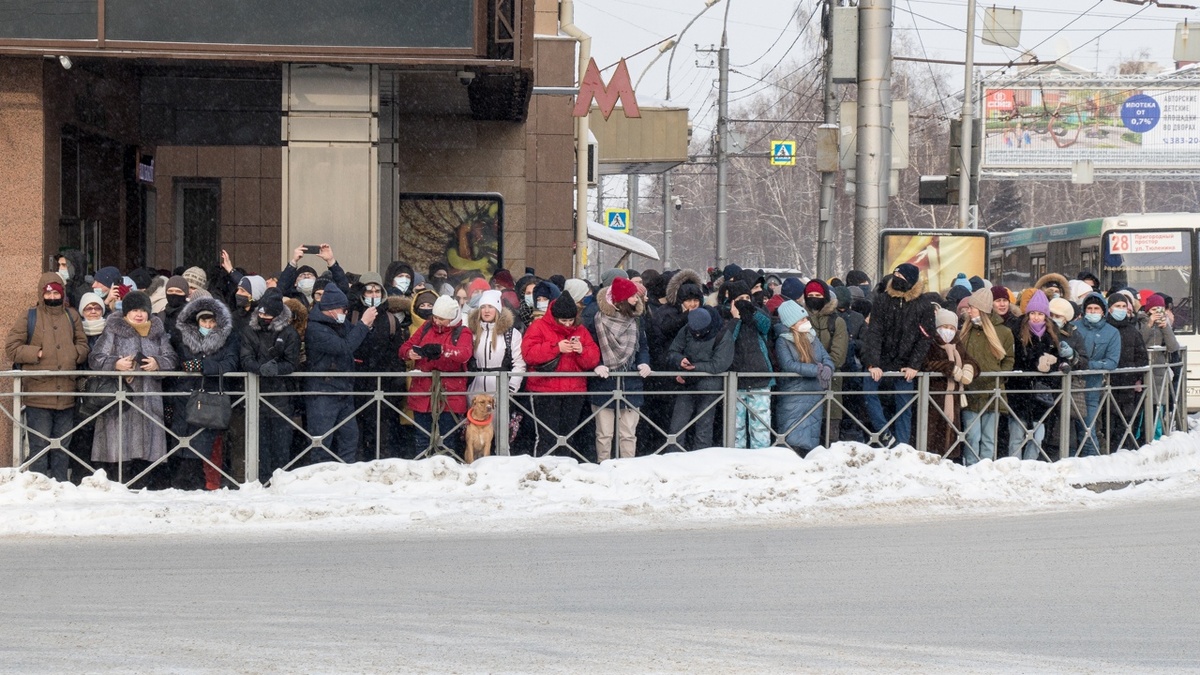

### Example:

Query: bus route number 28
xmin=1108 ymin=233 xmax=1132 ymax=254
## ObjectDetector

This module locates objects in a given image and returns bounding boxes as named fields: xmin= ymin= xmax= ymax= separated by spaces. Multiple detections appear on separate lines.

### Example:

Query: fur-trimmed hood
xmin=884 ymin=276 xmax=926 ymax=302
xmin=1035 ymin=272 xmax=1070 ymax=295
xmin=176 ymin=296 xmax=235 ymax=355
xmin=249 ymin=302 xmax=295 ymax=333
xmin=597 ymin=283 xmax=646 ymax=318
xmin=386 ymin=294 xmax=411 ymax=315
xmin=665 ymin=268 xmax=703 ymax=305
xmin=283 ymin=297 xmax=308 ymax=341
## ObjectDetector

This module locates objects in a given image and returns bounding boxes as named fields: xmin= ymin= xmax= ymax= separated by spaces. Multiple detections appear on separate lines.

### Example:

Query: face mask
xmin=365 ymin=297 xmax=382 ymax=308
xmin=93 ymin=286 xmax=109 ymax=300
xmin=1110 ymin=308 xmax=1128 ymax=322
xmin=199 ymin=326 xmax=212 ymax=337
xmin=891 ymin=277 xmax=911 ymax=292
xmin=805 ymin=297 xmax=827 ymax=312
xmin=970 ymin=316 xmax=982 ymax=326
xmin=525 ymin=294 xmax=534 ymax=308
xmin=257 ymin=316 xmax=274 ymax=329
xmin=44 ymin=298 xmax=63 ymax=307
xmin=394 ymin=277 xmax=411 ymax=292
xmin=536 ymin=300 xmax=549 ymax=312
xmin=167 ymin=295 xmax=187 ymax=309
xmin=1052 ymin=317 xmax=1065 ymax=329
xmin=57 ymin=269 xmax=70 ymax=283
xmin=335 ymin=313 xmax=347 ymax=324
xmin=416 ymin=307 xmax=433 ymax=320
xmin=236 ymin=296 xmax=252 ymax=310
xmin=797 ymin=322 xmax=812 ymax=333
xmin=297 ymin=278 xmax=316 ymax=294
xmin=1085 ymin=313 xmax=1103 ymax=324
xmin=938 ymin=327 xmax=956 ymax=343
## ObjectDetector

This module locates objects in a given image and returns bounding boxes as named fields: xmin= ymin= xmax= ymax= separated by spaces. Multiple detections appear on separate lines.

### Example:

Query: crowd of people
xmin=5 ymin=244 xmax=1183 ymax=489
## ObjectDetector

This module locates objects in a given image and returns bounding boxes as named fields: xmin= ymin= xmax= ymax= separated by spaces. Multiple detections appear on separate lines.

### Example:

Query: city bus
xmin=990 ymin=212 xmax=1199 ymax=401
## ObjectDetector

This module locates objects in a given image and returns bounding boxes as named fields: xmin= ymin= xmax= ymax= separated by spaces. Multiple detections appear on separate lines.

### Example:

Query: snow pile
xmin=2 ymin=428 xmax=1200 ymax=537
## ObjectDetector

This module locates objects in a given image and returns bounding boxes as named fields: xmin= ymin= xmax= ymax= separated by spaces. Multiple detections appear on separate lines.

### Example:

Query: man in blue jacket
xmin=1072 ymin=292 xmax=1121 ymax=456
xmin=304 ymin=285 xmax=377 ymax=463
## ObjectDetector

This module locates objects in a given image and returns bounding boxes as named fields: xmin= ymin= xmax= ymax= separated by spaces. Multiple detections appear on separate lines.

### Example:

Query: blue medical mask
xmin=1110 ymin=308 xmax=1127 ymax=321
xmin=199 ymin=327 xmax=212 ymax=337
xmin=1051 ymin=317 xmax=1065 ymax=329
xmin=394 ymin=276 xmax=410 ymax=292
xmin=297 ymin=278 xmax=316 ymax=294
xmin=93 ymin=286 xmax=109 ymax=300
xmin=524 ymin=294 xmax=534 ymax=308
xmin=57 ymin=269 xmax=70 ymax=283
xmin=365 ymin=297 xmax=382 ymax=308
xmin=335 ymin=313 xmax=347 ymax=324
xmin=1085 ymin=313 xmax=1103 ymax=324
xmin=536 ymin=299 xmax=549 ymax=312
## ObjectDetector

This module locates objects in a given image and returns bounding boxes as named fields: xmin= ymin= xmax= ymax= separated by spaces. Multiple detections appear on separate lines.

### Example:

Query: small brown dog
xmin=464 ymin=394 xmax=495 ymax=463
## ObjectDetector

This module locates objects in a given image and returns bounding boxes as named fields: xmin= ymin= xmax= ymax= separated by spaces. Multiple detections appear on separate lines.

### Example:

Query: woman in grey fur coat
xmin=88 ymin=291 xmax=178 ymax=485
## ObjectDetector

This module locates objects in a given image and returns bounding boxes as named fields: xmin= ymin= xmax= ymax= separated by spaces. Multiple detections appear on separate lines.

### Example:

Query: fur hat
xmin=551 ymin=292 xmax=578 ymax=319
xmin=319 ymin=285 xmax=349 ymax=311
xmin=121 ymin=290 xmax=153 ymax=315
xmin=432 ymin=295 xmax=459 ymax=320
xmin=610 ymin=277 xmax=638 ymax=304
xmin=777 ymin=300 xmax=808 ymax=328
xmin=968 ymin=288 xmax=994 ymax=314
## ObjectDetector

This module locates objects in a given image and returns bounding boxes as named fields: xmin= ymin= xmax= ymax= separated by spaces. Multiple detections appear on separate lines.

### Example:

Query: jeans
xmin=1007 ymin=417 xmax=1044 ymax=461
xmin=24 ymin=407 xmax=75 ymax=482
xmin=862 ymin=376 xmax=916 ymax=446
xmin=1079 ymin=391 xmax=1102 ymax=457
xmin=413 ymin=411 xmax=461 ymax=456
xmin=961 ymin=410 xmax=997 ymax=465
xmin=306 ymin=394 xmax=360 ymax=464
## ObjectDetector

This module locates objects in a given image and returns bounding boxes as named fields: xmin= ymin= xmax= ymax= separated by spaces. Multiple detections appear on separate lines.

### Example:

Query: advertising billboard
xmin=879 ymin=230 xmax=989 ymax=295
xmin=981 ymin=84 xmax=1200 ymax=169
xmin=397 ymin=194 xmax=503 ymax=280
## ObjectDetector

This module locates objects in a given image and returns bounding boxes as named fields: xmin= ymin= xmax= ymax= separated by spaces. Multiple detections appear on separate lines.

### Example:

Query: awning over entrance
xmin=587 ymin=220 xmax=660 ymax=267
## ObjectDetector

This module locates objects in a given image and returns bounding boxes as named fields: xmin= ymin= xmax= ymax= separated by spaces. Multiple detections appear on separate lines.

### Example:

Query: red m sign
xmin=573 ymin=58 xmax=641 ymax=120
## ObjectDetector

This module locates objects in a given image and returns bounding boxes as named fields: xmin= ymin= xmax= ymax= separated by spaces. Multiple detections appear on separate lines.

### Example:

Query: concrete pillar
xmin=0 ymin=58 xmax=47 ymax=466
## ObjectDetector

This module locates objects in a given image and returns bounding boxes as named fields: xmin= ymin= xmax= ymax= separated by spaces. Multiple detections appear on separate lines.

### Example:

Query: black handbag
xmin=1029 ymin=380 xmax=1058 ymax=411
xmin=184 ymin=377 xmax=232 ymax=430
xmin=77 ymin=376 xmax=119 ymax=418
xmin=533 ymin=354 xmax=561 ymax=373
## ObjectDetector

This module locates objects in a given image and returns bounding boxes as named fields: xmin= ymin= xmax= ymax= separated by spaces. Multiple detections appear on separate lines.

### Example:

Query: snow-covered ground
xmin=4 ymin=426 xmax=1200 ymax=538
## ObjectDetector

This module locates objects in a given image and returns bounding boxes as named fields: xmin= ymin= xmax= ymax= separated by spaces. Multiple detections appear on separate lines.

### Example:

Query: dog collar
xmin=467 ymin=412 xmax=493 ymax=426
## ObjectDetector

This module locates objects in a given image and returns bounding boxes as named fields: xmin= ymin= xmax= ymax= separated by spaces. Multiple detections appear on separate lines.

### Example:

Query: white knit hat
xmin=432 ymin=294 xmax=459 ymax=320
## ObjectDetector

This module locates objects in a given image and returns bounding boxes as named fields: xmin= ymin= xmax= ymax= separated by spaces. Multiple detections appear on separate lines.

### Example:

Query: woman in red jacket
xmin=399 ymin=295 xmax=474 ymax=455
xmin=521 ymin=291 xmax=601 ymax=457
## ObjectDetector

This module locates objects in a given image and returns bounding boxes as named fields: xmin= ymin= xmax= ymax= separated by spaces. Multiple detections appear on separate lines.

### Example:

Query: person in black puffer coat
xmin=1105 ymin=291 xmax=1149 ymax=451
xmin=1006 ymin=290 xmax=1060 ymax=461
xmin=173 ymin=296 xmax=240 ymax=490
xmin=859 ymin=263 xmax=936 ymax=447
xmin=348 ymin=272 xmax=411 ymax=460
xmin=239 ymin=290 xmax=302 ymax=483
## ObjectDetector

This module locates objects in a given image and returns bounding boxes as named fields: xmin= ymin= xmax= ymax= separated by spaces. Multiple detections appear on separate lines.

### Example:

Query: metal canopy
xmin=587 ymin=220 xmax=660 ymax=266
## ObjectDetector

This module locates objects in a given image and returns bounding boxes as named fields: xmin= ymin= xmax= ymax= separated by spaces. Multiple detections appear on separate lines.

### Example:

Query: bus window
xmin=1001 ymin=246 xmax=1031 ymax=289
xmin=1080 ymin=241 xmax=1100 ymax=276
xmin=1030 ymin=253 xmax=1047 ymax=280
xmin=1103 ymin=230 xmax=1193 ymax=334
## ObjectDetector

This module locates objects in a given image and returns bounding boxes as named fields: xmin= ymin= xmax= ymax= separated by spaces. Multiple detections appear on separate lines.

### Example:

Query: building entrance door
xmin=176 ymin=180 xmax=221 ymax=270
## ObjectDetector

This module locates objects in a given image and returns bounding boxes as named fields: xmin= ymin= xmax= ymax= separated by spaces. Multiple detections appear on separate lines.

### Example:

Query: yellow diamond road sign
xmin=770 ymin=140 xmax=796 ymax=166
xmin=605 ymin=208 xmax=631 ymax=234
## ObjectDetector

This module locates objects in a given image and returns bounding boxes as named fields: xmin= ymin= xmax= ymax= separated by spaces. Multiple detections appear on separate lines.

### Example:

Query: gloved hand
xmin=1058 ymin=362 xmax=1072 ymax=374
xmin=418 ymin=343 xmax=443 ymax=360
xmin=183 ymin=358 xmax=203 ymax=373
xmin=735 ymin=299 xmax=756 ymax=323
xmin=1058 ymin=341 xmax=1074 ymax=359
xmin=960 ymin=364 xmax=976 ymax=386
xmin=637 ymin=363 xmax=652 ymax=378
xmin=594 ymin=365 xmax=610 ymax=379
xmin=1037 ymin=353 xmax=1057 ymax=373
xmin=259 ymin=360 xmax=280 ymax=377
xmin=816 ymin=363 xmax=833 ymax=388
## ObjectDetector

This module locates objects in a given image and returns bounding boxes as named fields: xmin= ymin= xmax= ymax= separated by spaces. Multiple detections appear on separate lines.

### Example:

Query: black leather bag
xmin=533 ymin=355 xmax=561 ymax=373
xmin=77 ymin=376 xmax=119 ymax=418
xmin=184 ymin=377 xmax=232 ymax=430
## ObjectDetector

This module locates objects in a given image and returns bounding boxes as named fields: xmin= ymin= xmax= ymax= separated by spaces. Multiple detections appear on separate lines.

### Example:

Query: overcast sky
xmin=572 ymin=0 xmax=1199 ymax=132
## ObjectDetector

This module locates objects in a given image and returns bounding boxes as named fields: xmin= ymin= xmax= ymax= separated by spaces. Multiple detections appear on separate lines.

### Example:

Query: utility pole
xmin=662 ymin=171 xmax=673 ymax=269
xmin=853 ymin=0 xmax=892 ymax=273
xmin=715 ymin=33 xmax=730 ymax=271
xmin=958 ymin=0 xmax=977 ymax=229
xmin=816 ymin=0 xmax=838 ymax=279
xmin=627 ymin=174 xmax=639 ymax=269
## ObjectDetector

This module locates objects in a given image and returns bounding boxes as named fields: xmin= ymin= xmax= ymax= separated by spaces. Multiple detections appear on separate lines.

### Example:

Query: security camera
xmin=672 ymin=196 xmax=682 ymax=211
xmin=58 ymin=55 xmax=72 ymax=70
xmin=456 ymin=70 xmax=475 ymax=86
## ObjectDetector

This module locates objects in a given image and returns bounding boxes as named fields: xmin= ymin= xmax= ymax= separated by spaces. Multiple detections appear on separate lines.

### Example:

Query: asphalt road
xmin=2 ymin=499 xmax=1199 ymax=673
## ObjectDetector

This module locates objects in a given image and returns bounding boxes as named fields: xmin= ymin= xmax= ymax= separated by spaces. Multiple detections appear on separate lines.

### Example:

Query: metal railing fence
xmin=1 ymin=353 xmax=1188 ymax=487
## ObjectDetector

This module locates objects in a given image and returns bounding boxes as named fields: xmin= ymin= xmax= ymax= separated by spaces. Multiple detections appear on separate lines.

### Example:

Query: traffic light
xmin=946 ymin=116 xmax=980 ymax=206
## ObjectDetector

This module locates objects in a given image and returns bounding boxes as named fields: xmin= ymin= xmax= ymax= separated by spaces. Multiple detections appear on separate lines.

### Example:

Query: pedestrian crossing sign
xmin=770 ymin=140 xmax=797 ymax=166
xmin=605 ymin=208 xmax=631 ymax=234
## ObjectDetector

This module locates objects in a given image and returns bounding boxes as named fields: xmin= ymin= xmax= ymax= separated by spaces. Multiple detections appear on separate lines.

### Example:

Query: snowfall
xmin=4 ymin=424 xmax=1200 ymax=538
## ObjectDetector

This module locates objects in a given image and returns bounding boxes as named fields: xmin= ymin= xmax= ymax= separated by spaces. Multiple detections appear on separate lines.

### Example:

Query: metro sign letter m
xmin=573 ymin=58 xmax=641 ymax=120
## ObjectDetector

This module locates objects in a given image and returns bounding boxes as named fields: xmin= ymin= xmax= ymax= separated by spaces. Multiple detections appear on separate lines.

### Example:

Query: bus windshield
xmin=1103 ymin=229 xmax=1193 ymax=333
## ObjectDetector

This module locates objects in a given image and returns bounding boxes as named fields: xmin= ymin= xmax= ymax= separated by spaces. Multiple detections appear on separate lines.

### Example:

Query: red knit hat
xmin=610 ymin=276 xmax=638 ymax=304
xmin=1144 ymin=293 xmax=1166 ymax=310
xmin=43 ymin=281 xmax=64 ymax=295
xmin=804 ymin=280 xmax=826 ymax=297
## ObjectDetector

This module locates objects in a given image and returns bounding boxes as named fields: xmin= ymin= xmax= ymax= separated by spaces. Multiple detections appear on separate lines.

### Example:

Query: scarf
xmin=938 ymin=339 xmax=967 ymax=441
xmin=127 ymin=318 xmax=151 ymax=337
xmin=82 ymin=318 xmax=105 ymax=336
xmin=1029 ymin=320 xmax=1047 ymax=338
xmin=594 ymin=309 xmax=638 ymax=368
